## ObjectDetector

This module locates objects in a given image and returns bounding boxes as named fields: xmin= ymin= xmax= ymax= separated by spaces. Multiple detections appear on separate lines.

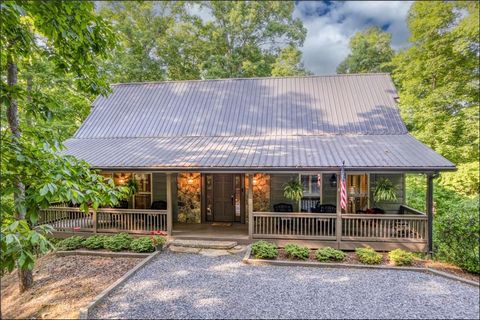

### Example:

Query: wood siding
xmin=369 ymin=173 xmax=405 ymax=214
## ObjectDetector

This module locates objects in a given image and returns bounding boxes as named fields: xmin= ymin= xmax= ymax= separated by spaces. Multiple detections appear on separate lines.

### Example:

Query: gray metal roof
xmin=66 ymin=74 xmax=455 ymax=171
xmin=76 ymin=74 xmax=406 ymax=138
xmin=64 ymin=135 xmax=454 ymax=171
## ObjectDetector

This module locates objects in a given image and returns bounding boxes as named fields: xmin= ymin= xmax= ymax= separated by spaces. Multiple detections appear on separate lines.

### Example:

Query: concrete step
xmin=171 ymin=239 xmax=237 ymax=249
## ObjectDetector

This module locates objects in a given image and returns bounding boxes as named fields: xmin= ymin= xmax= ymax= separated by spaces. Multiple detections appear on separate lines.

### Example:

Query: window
xmin=133 ymin=173 xmax=152 ymax=209
xmin=346 ymin=174 xmax=369 ymax=213
xmin=301 ymin=175 xmax=321 ymax=196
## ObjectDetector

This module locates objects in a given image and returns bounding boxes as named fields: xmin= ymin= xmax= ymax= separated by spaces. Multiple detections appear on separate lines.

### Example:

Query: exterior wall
xmin=369 ymin=173 xmax=405 ymax=214
xmin=322 ymin=173 xmax=337 ymax=205
xmin=269 ymin=174 xmax=299 ymax=211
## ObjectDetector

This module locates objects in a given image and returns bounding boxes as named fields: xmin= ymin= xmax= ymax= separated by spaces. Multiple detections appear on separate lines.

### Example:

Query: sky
xmin=294 ymin=1 xmax=413 ymax=74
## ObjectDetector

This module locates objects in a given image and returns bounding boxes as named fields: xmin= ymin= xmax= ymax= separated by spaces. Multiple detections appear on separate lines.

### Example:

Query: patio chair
xmin=151 ymin=200 xmax=167 ymax=210
xmin=273 ymin=203 xmax=294 ymax=234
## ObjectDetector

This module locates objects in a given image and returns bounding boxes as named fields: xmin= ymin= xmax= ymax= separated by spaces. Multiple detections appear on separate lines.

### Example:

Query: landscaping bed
xmin=0 ymin=253 xmax=143 ymax=319
xmin=248 ymin=241 xmax=479 ymax=284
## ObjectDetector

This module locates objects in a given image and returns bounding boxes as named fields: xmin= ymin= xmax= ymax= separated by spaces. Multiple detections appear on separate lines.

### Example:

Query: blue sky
xmin=294 ymin=1 xmax=413 ymax=74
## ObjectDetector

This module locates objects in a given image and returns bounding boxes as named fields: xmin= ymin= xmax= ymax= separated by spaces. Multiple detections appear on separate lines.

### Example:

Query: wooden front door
xmin=212 ymin=174 xmax=235 ymax=222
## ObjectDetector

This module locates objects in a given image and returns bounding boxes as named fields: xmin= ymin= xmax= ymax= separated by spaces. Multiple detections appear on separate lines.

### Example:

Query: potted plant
xmin=150 ymin=230 xmax=167 ymax=251
xmin=373 ymin=178 xmax=397 ymax=202
xmin=283 ymin=179 xmax=303 ymax=202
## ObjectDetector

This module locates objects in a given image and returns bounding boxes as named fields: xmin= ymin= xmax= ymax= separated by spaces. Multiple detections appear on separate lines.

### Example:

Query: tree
xmin=337 ymin=26 xmax=394 ymax=74
xmin=99 ymin=1 xmax=309 ymax=81
xmin=1 ymin=1 xmax=127 ymax=292
xmin=98 ymin=1 xmax=185 ymax=83
xmin=271 ymin=45 xmax=310 ymax=77
xmin=391 ymin=1 xmax=479 ymax=196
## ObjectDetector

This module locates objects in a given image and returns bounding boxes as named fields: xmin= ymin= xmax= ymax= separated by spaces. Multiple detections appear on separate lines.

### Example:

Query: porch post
xmin=166 ymin=173 xmax=173 ymax=236
xmin=248 ymin=174 xmax=254 ymax=240
xmin=335 ymin=174 xmax=341 ymax=249
xmin=92 ymin=209 xmax=97 ymax=234
xmin=426 ymin=173 xmax=438 ymax=256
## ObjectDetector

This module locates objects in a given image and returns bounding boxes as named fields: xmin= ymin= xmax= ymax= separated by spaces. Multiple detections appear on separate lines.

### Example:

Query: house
xmin=40 ymin=74 xmax=455 ymax=252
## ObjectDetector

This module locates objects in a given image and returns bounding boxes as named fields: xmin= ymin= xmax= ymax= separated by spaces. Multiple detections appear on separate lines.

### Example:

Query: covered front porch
xmin=40 ymin=169 xmax=436 ymax=252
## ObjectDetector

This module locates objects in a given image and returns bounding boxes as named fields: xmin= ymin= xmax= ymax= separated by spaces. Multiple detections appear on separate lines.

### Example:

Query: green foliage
xmin=391 ymin=2 xmax=479 ymax=197
xmin=1 ymin=221 xmax=54 ymax=273
xmin=104 ymin=233 xmax=133 ymax=252
xmin=271 ymin=45 xmax=310 ymax=77
xmin=56 ymin=236 xmax=85 ymax=251
xmin=388 ymin=249 xmax=415 ymax=266
xmin=434 ymin=209 xmax=479 ymax=273
xmin=283 ymin=180 xmax=303 ymax=202
xmin=315 ymin=247 xmax=346 ymax=262
xmin=284 ymin=244 xmax=310 ymax=260
xmin=150 ymin=235 xmax=166 ymax=248
xmin=99 ymin=1 xmax=309 ymax=81
xmin=373 ymin=178 xmax=397 ymax=203
xmin=355 ymin=247 xmax=383 ymax=265
xmin=130 ymin=237 xmax=155 ymax=253
xmin=337 ymin=26 xmax=394 ymax=74
xmin=83 ymin=235 xmax=108 ymax=250
xmin=251 ymin=241 xmax=278 ymax=259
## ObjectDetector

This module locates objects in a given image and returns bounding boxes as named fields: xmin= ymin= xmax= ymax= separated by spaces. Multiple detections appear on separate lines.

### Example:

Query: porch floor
xmin=172 ymin=223 xmax=249 ymax=243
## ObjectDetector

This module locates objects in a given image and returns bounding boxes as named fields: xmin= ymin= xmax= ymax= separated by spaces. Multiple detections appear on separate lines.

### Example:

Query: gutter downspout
xmin=426 ymin=172 xmax=439 ymax=257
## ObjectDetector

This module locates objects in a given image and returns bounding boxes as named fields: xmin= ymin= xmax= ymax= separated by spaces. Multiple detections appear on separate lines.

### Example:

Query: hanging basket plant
xmin=126 ymin=177 xmax=138 ymax=197
xmin=283 ymin=179 xmax=303 ymax=202
xmin=373 ymin=178 xmax=397 ymax=202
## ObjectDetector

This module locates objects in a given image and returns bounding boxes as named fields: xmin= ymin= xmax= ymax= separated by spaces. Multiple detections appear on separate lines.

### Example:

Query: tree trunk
xmin=7 ymin=55 xmax=33 ymax=292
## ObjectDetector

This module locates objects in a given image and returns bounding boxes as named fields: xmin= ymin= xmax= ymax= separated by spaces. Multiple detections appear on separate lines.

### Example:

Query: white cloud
xmin=295 ymin=1 xmax=413 ymax=75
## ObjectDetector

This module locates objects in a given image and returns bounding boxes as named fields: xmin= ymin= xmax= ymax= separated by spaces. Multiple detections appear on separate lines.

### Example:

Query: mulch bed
xmin=264 ymin=249 xmax=479 ymax=283
xmin=1 ymin=253 xmax=143 ymax=319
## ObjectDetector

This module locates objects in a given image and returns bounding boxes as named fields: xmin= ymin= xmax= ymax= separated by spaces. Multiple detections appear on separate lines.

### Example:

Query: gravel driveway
xmin=91 ymin=251 xmax=479 ymax=319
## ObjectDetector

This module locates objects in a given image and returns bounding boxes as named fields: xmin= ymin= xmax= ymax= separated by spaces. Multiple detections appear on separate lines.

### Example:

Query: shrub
xmin=284 ymin=244 xmax=310 ymax=260
xmin=104 ymin=233 xmax=133 ymax=252
xmin=83 ymin=235 xmax=108 ymax=250
xmin=130 ymin=237 xmax=155 ymax=253
xmin=151 ymin=235 xmax=166 ymax=248
xmin=388 ymin=249 xmax=415 ymax=266
xmin=56 ymin=236 xmax=85 ymax=251
xmin=315 ymin=247 xmax=346 ymax=262
xmin=251 ymin=241 xmax=278 ymax=259
xmin=355 ymin=247 xmax=382 ymax=265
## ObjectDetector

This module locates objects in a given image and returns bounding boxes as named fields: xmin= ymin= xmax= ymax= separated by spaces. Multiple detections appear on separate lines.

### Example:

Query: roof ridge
xmin=111 ymin=73 xmax=392 ymax=86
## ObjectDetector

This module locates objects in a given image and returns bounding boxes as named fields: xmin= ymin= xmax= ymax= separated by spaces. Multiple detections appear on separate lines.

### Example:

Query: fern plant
xmin=373 ymin=178 xmax=397 ymax=202
xmin=283 ymin=179 xmax=303 ymax=201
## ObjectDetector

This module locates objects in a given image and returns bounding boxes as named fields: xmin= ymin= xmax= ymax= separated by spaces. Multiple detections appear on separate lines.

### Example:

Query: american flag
xmin=340 ymin=161 xmax=348 ymax=210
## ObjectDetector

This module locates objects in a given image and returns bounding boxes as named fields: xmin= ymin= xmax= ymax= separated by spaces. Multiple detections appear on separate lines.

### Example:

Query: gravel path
xmin=91 ymin=252 xmax=479 ymax=319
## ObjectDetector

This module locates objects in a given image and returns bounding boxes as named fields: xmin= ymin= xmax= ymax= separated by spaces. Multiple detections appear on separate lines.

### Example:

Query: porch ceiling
xmin=64 ymin=134 xmax=455 ymax=171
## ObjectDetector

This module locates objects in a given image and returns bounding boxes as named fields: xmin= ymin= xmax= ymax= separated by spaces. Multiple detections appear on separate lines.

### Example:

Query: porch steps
xmin=170 ymin=239 xmax=238 ymax=250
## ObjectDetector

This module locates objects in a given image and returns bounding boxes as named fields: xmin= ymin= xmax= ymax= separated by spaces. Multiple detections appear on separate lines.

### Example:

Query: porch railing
xmin=252 ymin=211 xmax=427 ymax=243
xmin=252 ymin=212 xmax=337 ymax=240
xmin=39 ymin=207 xmax=168 ymax=234
xmin=341 ymin=214 xmax=427 ymax=241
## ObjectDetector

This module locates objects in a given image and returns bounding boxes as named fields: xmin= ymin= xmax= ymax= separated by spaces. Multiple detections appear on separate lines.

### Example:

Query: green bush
xmin=388 ymin=249 xmax=415 ymax=266
xmin=284 ymin=244 xmax=310 ymax=260
xmin=83 ymin=235 xmax=108 ymax=250
xmin=151 ymin=235 xmax=166 ymax=248
xmin=355 ymin=247 xmax=383 ymax=265
xmin=130 ymin=237 xmax=155 ymax=253
xmin=434 ymin=209 xmax=479 ymax=273
xmin=251 ymin=241 xmax=278 ymax=259
xmin=315 ymin=247 xmax=346 ymax=262
xmin=56 ymin=236 xmax=85 ymax=251
xmin=104 ymin=233 xmax=133 ymax=252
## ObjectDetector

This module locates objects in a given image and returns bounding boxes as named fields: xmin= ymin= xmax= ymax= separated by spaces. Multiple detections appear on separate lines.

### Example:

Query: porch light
xmin=329 ymin=174 xmax=337 ymax=187
xmin=187 ymin=174 xmax=194 ymax=184
xmin=252 ymin=178 xmax=257 ymax=185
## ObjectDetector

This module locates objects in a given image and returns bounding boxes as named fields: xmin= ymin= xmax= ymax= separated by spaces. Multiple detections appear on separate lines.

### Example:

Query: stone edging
xmin=55 ymin=250 xmax=151 ymax=258
xmin=78 ymin=243 xmax=170 ymax=319
xmin=242 ymin=245 xmax=479 ymax=287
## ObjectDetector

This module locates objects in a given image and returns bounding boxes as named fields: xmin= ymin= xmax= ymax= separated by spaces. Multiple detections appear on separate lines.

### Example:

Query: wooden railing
xmin=342 ymin=214 xmax=427 ymax=242
xmin=39 ymin=207 xmax=168 ymax=234
xmin=252 ymin=212 xmax=337 ymax=240
xmin=252 ymin=211 xmax=427 ymax=244
xmin=399 ymin=204 xmax=426 ymax=215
